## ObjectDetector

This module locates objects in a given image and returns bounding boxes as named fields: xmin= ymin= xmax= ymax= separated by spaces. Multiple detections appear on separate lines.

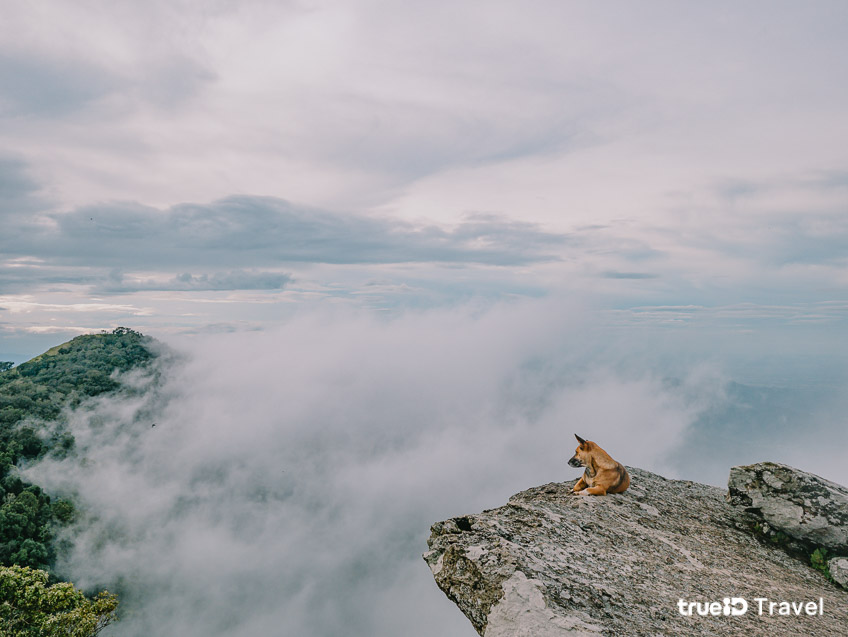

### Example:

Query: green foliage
xmin=1 ymin=328 xmax=152 ymax=422
xmin=0 ymin=564 xmax=118 ymax=636
xmin=0 ymin=363 xmax=13 ymax=373
xmin=749 ymin=521 xmax=790 ymax=547
xmin=753 ymin=522 xmax=836 ymax=582
xmin=0 ymin=328 xmax=154 ymax=571
xmin=768 ymin=530 xmax=789 ymax=546
xmin=810 ymin=547 xmax=834 ymax=581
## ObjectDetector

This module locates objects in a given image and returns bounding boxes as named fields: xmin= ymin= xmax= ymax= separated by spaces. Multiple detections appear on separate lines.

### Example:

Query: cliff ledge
xmin=424 ymin=467 xmax=847 ymax=636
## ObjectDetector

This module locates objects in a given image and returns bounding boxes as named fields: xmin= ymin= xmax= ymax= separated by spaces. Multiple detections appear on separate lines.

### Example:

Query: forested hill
xmin=0 ymin=327 xmax=156 ymax=571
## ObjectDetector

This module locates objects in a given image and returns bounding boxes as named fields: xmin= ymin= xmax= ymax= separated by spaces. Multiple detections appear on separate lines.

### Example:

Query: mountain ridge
xmin=0 ymin=327 xmax=156 ymax=572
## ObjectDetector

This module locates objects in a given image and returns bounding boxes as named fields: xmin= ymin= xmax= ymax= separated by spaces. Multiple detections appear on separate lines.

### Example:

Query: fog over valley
xmin=21 ymin=301 xmax=848 ymax=636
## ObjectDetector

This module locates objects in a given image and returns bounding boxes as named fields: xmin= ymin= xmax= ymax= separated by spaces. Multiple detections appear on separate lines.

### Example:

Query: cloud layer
xmin=22 ymin=301 xmax=848 ymax=637
xmin=2 ymin=3 xmax=848 ymax=356
xmin=2 ymin=195 xmax=568 ymax=270
xmin=22 ymin=301 xmax=733 ymax=637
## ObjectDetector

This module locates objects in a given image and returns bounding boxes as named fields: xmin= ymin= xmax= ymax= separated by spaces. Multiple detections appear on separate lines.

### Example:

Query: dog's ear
xmin=575 ymin=434 xmax=586 ymax=445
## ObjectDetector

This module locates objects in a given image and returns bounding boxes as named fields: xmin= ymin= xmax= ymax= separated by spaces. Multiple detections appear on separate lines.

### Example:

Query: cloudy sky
xmin=4 ymin=3 xmax=848 ymax=635
xmin=2 ymin=0 xmax=847 ymax=366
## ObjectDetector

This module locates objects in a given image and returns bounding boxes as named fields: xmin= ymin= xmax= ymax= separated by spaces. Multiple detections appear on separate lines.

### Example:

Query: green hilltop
xmin=0 ymin=327 xmax=156 ymax=571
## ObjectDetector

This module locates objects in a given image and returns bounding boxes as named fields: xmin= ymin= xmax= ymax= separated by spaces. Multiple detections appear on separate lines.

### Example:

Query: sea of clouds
xmin=22 ymin=299 xmax=848 ymax=636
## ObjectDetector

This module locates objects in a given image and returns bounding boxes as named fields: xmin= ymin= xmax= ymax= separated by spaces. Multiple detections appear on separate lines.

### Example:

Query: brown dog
xmin=568 ymin=434 xmax=630 ymax=496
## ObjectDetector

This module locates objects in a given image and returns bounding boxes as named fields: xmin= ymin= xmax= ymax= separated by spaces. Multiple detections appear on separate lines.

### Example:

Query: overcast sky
xmin=1 ymin=0 xmax=847 ymax=368
xmin=5 ymin=4 xmax=848 ymax=635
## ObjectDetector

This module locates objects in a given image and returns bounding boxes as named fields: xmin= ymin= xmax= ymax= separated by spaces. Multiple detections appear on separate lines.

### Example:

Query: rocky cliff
xmin=424 ymin=467 xmax=847 ymax=636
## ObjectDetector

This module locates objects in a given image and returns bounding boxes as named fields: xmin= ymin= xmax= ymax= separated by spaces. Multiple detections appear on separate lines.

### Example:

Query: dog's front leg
xmin=572 ymin=476 xmax=587 ymax=493
xmin=578 ymin=485 xmax=608 ymax=496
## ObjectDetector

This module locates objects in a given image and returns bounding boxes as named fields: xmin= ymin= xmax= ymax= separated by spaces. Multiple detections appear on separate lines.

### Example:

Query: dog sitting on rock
xmin=568 ymin=434 xmax=630 ymax=496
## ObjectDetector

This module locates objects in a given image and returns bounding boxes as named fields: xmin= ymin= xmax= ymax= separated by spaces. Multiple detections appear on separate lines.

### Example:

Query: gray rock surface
xmin=424 ymin=468 xmax=847 ymax=636
xmin=727 ymin=462 xmax=848 ymax=554
xmin=830 ymin=557 xmax=848 ymax=589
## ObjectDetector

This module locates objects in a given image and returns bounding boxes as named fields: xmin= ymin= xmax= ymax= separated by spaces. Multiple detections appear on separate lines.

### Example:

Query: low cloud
xmin=24 ymin=300 xmax=739 ymax=637
xmin=21 ymin=300 xmax=848 ymax=636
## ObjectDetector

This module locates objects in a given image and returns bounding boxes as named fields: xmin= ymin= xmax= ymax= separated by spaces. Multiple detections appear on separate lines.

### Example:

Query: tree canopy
xmin=0 ymin=565 xmax=118 ymax=636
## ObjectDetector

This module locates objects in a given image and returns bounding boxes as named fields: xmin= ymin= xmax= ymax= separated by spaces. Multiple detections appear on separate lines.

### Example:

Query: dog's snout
xmin=568 ymin=455 xmax=581 ymax=468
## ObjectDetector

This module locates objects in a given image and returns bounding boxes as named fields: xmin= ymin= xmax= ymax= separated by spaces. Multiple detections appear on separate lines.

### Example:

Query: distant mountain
xmin=0 ymin=328 xmax=156 ymax=571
